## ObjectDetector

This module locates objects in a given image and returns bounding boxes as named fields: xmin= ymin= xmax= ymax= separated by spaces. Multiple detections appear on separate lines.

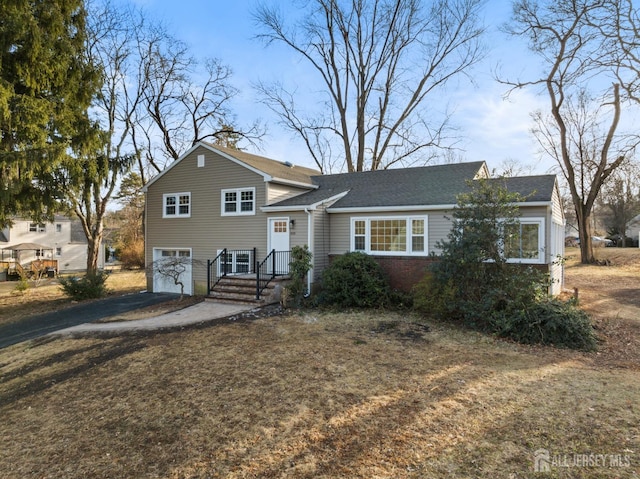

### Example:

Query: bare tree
xmin=254 ymin=0 xmax=485 ymax=173
xmin=598 ymin=160 xmax=640 ymax=246
xmin=502 ymin=0 xmax=640 ymax=263
xmin=87 ymin=0 xmax=263 ymax=184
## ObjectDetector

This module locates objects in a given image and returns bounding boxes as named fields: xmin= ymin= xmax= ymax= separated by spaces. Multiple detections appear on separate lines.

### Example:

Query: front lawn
xmin=0 ymin=250 xmax=638 ymax=478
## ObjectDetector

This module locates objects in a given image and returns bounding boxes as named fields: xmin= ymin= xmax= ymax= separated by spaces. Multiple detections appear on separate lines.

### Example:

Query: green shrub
xmin=286 ymin=245 xmax=313 ymax=307
xmin=412 ymin=272 xmax=455 ymax=318
xmin=319 ymin=252 xmax=390 ymax=308
xmin=13 ymin=278 xmax=30 ymax=295
xmin=491 ymin=300 xmax=597 ymax=351
xmin=59 ymin=272 xmax=109 ymax=300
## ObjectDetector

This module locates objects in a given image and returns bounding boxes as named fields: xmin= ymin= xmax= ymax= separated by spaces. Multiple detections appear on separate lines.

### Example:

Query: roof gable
xmin=143 ymin=142 xmax=320 ymax=191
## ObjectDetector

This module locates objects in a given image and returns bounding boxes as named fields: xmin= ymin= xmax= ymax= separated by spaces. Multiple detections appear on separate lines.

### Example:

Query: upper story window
xmin=55 ymin=224 xmax=62 ymax=233
xmin=29 ymin=223 xmax=46 ymax=233
xmin=351 ymin=216 xmax=428 ymax=255
xmin=221 ymin=188 xmax=255 ymax=216
xmin=504 ymin=218 xmax=544 ymax=263
xmin=163 ymin=192 xmax=191 ymax=218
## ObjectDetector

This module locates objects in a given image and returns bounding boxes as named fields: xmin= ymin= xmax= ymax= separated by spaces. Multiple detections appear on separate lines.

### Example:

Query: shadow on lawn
xmin=0 ymin=338 xmax=146 ymax=407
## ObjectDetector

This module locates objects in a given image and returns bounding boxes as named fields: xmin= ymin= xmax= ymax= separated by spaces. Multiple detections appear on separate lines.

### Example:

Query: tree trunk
xmin=86 ymin=232 xmax=103 ymax=276
xmin=576 ymin=205 xmax=595 ymax=263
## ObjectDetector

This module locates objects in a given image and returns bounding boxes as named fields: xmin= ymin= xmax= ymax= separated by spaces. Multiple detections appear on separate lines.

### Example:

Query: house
xmin=627 ymin=214 xmax=640 ymax=246
xmin=143 ymin=142 xmax=566 ymax=298
xmin=0 ymin=216 xmax=104 ymax=279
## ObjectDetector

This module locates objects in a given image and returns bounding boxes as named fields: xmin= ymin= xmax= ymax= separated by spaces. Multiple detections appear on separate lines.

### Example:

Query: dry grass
xmin=0 ymin=251 xmax=639 ymax=478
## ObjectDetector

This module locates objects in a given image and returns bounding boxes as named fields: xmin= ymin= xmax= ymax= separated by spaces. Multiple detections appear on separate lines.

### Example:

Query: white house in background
xmin=0 ymin=216 xmax=104 ymax=274
xmin=628 ymin=214 xmax=640 ymax=246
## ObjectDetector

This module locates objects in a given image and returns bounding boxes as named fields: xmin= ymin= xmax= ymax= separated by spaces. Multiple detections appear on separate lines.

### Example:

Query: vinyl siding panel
xmin=267 ymin=183 xmax=312 ymax=203
xmin=311 ymin=205 xmax=331 ymax=283
xmin=551 ymin=184 xmax=564 ymax=224
xmin=427 ymin=213 xmax=454 ymax=255
xmin=146 ymin=146 xmax=270 ymax=290
xmin=519 ymin=206 xmax=548 ymax=218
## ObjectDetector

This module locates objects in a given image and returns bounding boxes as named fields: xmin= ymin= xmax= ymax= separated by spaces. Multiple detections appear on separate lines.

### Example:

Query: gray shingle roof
xmin=267 ymin=163 xmax=557 ymax=210
xmin=487 ymin=175 xmax=557 ymax=203
xmin=269 ymin=161 xmax=488 ymax=209
xmin=204 ymin=143 xmax=321 ymax=186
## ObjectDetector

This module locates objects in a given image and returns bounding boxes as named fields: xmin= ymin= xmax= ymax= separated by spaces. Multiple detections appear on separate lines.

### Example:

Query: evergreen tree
xmin=0 ymin=0 xmax=100 ymax=227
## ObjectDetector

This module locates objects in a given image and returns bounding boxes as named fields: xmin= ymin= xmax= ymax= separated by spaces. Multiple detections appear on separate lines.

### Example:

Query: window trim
xmin=350 ymin=215 xmax=428 ymax=256
xmin=221 ymin=187 xmax=256 ymax=216
xmin=163 ymin=192 xmax=191 ymax=218
xmin=503 ymin=217 xmax=545 ymax=264
xmin=29 ymin=223 xmax=46 ymax=233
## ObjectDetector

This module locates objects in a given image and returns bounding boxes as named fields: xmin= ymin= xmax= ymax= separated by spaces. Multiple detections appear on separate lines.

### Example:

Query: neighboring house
xmin=627 ymin=214 xmax=640 ymax=245
xmin=0 ymin=216 xmax=104 ymax=276
xmin=144 ymin=142 xmax=566 ymax=297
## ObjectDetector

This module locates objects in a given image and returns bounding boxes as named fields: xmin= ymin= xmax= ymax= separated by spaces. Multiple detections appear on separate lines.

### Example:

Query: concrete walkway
xmin=49 ymin=301 xmax=256 ymax=338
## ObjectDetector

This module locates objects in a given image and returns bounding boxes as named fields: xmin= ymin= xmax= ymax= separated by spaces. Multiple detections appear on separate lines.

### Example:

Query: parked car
xmin=592 ymin=236 xmax=614 ymax=247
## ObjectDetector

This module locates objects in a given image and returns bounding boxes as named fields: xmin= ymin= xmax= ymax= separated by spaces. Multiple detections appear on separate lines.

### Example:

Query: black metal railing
xmin=256 ymin=249 xmax=291 ymax=299
xmin=207 ymin=248 xmax=256 ymax=293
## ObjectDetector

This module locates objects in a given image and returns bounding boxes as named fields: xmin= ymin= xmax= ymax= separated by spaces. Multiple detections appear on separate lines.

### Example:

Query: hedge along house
xmin=143 ymin=142 xmax=566 ymax=300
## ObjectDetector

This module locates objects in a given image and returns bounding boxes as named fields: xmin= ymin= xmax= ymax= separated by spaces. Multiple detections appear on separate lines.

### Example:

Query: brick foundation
xmin=328 ymin=254 xmax=438 ymax=292
xmin=326 ymin=254 xmax=550 ymax=293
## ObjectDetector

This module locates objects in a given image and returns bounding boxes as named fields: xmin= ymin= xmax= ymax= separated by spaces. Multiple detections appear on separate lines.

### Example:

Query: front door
xmin=268 ymin=218 xmax=290 ymax=274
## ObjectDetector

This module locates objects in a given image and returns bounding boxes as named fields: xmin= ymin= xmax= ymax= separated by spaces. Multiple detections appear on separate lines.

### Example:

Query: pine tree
xmin=0 ymin=0 xmax=100 ymax=227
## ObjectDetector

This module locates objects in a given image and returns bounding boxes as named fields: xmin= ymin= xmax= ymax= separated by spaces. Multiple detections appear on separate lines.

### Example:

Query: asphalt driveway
xmin=0 ymin=292 xmax=179 ymax=349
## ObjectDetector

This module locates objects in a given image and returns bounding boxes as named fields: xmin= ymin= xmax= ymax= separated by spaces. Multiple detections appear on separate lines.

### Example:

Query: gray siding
xmin=311 ymin=205 xmax=331 ymax=283
xmin=146 ymin=146 xmax=270 ymax=290
xmin=427 ymin=213 xmax=454 ymax=254
xmin=267 ymin=183 xmax=312 ymax=204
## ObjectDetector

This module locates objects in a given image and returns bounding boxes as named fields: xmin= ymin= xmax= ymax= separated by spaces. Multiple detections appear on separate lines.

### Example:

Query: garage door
xmin=152 ymin=248 xmax=192 ymax=295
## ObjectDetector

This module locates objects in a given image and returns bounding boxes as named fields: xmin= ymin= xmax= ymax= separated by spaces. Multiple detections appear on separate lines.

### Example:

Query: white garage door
xmin=152 ymin=248 xmax=193 ymax=295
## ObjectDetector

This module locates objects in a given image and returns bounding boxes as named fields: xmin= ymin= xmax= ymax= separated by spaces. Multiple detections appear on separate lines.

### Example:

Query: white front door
xmin=152 ymin=248 xmax=192 ymax=295
xmin=268 ymin=218 xmax=290 ymax=274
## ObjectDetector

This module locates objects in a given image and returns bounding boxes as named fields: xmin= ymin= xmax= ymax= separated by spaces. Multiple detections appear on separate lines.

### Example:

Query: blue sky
xmin=134 ymin=0 xmax=553 ymax=174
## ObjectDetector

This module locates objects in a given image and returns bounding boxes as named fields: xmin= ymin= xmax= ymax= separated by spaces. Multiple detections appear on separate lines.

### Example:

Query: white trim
xmin=328 ymin=201 xmax=552 ymax=214
xmin=268 ymin=178 xmax=320 ymax=189
xmin=350 ymin=215 xmax=429 ymax=256
xmin=142 ymin=143 xmax=203 ymax=192
xmin=504 ymin=217 xmax=546 ymax=264
xmin=162 ymin=192 xmax=191 ymax=218
xmin=261 ymin=191 xmax=350 ymax=212
xmin=221 ymin=187 xmax=256 ymax=216
xmin=330 ymin=205 xmax=455 ymax=213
